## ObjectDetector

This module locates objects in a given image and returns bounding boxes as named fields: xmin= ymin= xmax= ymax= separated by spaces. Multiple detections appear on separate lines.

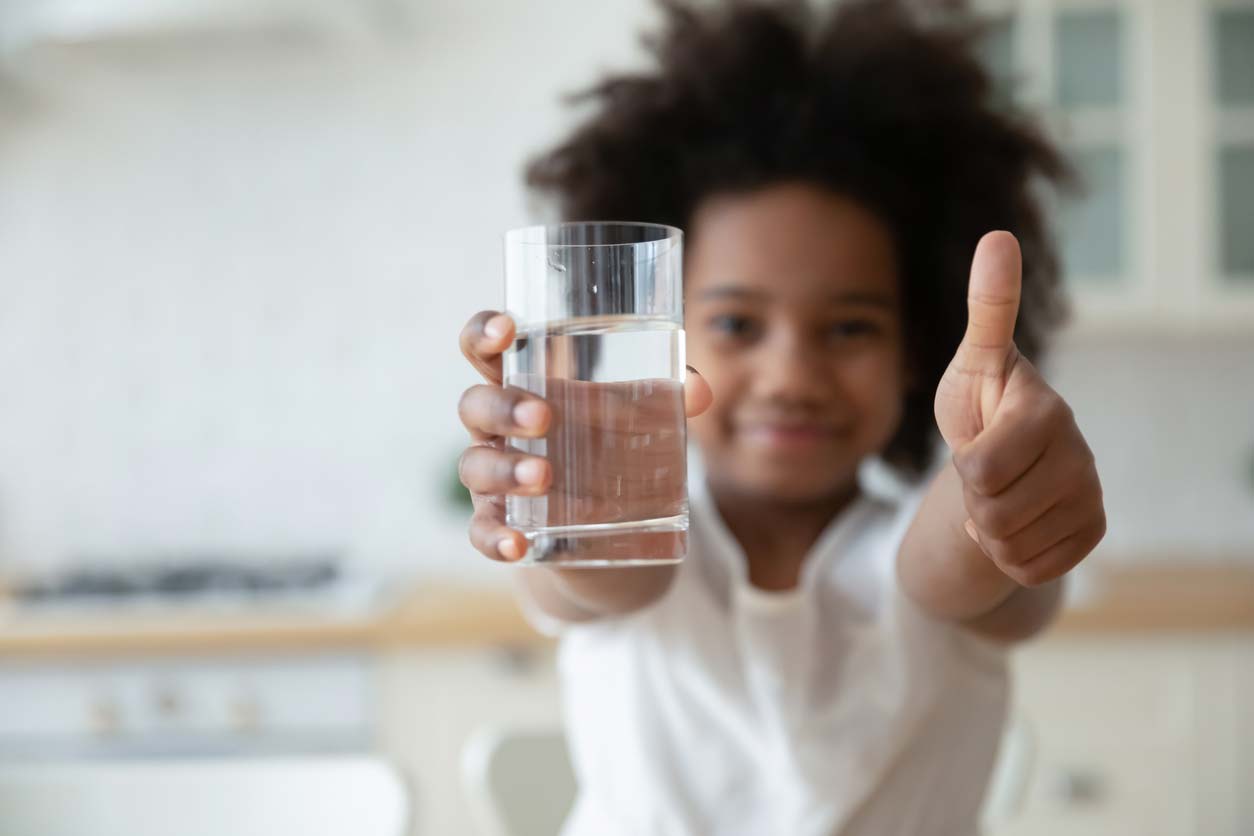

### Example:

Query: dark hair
xmin=524 ymin=0 xmax=1071 ymax=475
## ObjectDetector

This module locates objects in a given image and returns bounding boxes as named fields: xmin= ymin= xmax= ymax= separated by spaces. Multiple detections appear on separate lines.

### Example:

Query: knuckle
xmin=1043 ymin=392 xmax=1072 ymax=424
xmin=1067 ymin=450 xmax=1098 ymax=487
xmin=470 ymin=507 xmax=502 ymax=535
xmin=1001 ymin=563 xmax=1031 ymax=587
xmin=1081 ymin=448 xmax=1099 ymax=479
xmin=958 ymin=451 xmax=1000 ymax=495
xmin=456 ymin=447 xmax=475 ymax=486
xmin=467 ymin=517 xmax=489 ymax=553
xmin=457 ymin=386 xmax=479 ymax=423
xmin=1018 ymin=568 xmax=1047 ymax=588
xmin=1000 ymin=398 xmax=1036 ymax=428
xmin=1086 ymin=516 xmax=1107 ymax=552
xmin=492 ymin=452 xmax=517 ymax=486
xmin=1014 ymin=560 xmax=1051 ymax=588
xmin=963 ymin=483 xmax=989 ymax=519
xmin=974 ymin=502 xmax=1017 ymax=539
xmin=986 ymin=538 xmax=1022 ymax=567
xmin=492 ymin=389 xmax=521 ymax=430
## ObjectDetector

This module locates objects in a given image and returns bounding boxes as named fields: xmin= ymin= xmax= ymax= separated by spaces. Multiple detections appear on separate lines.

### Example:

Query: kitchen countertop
xmin=1051 ymin=562 xmax=1254 ymax=635
xmin=0 ymin=563 xmax=1251 ymax=658
xmin=0 ymin=583 xmax=541 ymax=658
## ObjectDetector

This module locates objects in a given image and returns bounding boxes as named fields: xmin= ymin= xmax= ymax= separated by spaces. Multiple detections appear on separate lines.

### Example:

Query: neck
xmin=709 ymin=481 xmax=859 ymax=591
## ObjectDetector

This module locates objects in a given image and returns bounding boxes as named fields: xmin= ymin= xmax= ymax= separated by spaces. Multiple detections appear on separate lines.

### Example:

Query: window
xmin=1053 ymin=6 xmax=1129 ymax=285
xmin=1213 ymin=5 xmax=1254 ymax=283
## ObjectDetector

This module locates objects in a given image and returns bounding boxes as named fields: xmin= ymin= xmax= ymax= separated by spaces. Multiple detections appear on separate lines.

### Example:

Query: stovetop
xmin=5 ymin=554 xmax=386 ymax=618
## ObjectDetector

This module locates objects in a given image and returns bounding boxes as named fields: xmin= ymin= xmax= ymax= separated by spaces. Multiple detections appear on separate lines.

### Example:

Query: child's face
xmin=685 ymin=182 xmax=907 ymax=504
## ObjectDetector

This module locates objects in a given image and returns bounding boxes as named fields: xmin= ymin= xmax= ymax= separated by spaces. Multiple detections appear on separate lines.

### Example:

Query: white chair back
xmin=981 ymin=711 xmax=1038 ymax=828
xmin=462 ymin=713 xmax=1035 ymax=836
xmin=462 ymin=726 xmax=575 ymax=836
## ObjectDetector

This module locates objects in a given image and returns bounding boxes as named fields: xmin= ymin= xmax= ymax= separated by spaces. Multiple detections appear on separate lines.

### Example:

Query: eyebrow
xmin=696 ymin=285 xmax=898 ymax=307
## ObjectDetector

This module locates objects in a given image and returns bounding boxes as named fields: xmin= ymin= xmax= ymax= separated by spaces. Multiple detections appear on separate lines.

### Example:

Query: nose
xmin=749 ymin=325 xmax=833 ymax=406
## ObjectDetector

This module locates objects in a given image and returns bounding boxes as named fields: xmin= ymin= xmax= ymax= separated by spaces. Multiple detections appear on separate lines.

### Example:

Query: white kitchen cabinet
xmin=0 ymin=653 xmax=374 ymax=758
xmin=994 ymin=633 xmax=1254 ymax=836
xmin=975 ymin=0 xmax=1254 ymax=333
xmin=371 ymin=631 xmax=1254 ymax=836
xmin=375 ymin=644 xmax=562 ymax=836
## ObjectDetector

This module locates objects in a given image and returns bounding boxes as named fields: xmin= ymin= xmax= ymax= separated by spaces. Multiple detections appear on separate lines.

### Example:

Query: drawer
xmin=0 ymin=653 xmax=374 ymax=756
xmin=997 ymin=741 xmax=1193 ymax=836
xmin=1010 ymin=639 xmax=1195 ymax=748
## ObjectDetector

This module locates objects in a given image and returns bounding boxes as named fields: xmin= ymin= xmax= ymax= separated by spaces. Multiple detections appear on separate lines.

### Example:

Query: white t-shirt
xmin=519 ymin=451 xmax=1009 ymax=836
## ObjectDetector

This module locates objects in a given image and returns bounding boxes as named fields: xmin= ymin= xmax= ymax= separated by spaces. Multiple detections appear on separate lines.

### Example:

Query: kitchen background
xmin=0 ymin=0 xmax=1251 ymax=835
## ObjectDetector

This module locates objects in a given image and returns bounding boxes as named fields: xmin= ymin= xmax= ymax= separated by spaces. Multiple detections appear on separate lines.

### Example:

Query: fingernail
xmin=497 ymin=537 xmax=521 ymax=560
xmin=685 ymin=365 xmax=697 ymax=374
xmin=514 ymin=458 xmax=545 ymax=486
xmin=963 ymin=519 xmax=981 ymax=545
xmin=484 ymin=315 xmax=510 ymax=340
xmin=513 ymin=400 xmax=546 ymax=430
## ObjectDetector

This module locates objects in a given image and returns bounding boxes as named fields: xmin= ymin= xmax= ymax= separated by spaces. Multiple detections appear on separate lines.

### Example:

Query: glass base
xmin=514 ymin=514 xmax=687 ymax=567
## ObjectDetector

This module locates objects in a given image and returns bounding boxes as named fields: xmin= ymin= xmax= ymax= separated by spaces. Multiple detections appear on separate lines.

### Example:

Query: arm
xmin=898 ymin=461 xmax=1065 ymax=643
xmin=515 ymin=564 xmax=678 ymax=623
xmin=912 ymin=232 xmax=1105 ymax=644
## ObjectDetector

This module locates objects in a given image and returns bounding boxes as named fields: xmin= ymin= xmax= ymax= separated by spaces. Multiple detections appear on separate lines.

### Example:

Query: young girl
xmin=456 ymin=2 xmax=1105 ymax=834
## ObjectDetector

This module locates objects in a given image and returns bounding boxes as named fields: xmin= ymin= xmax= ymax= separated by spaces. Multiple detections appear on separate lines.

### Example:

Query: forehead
xmin=685 ymin=182 xmax=899 ymax=301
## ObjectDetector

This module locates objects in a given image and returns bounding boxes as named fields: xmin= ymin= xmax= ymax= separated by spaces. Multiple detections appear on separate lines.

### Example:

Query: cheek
xmin=839 ymin=346 xmax=907 ymax=434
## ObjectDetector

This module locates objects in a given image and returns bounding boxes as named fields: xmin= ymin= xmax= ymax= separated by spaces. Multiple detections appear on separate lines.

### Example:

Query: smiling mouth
xmin=739 ymin=424 xmax=839 ymax=448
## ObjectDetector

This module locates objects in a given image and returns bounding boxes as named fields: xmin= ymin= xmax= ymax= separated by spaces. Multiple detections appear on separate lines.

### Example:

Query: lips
xmin=739 ymin=422 xmax=839 ymax=448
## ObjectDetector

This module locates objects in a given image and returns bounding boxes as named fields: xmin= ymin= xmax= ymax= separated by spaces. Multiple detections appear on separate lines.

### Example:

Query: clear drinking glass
xmin=503 ymin=222 xmax=688 ymax=567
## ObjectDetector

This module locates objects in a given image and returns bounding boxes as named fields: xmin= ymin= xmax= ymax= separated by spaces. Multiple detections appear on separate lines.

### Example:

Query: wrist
xmin=897 ymin=462 xmax=1023 ymax=623
xmin=550 ymin=564 xmax=677 ymax=616
xmin=905 ymin=532 xmax=1022 ymax=622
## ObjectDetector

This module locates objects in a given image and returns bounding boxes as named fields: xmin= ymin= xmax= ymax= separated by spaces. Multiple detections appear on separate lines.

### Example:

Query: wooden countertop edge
xmin=0 ymin=586 xmax=547 ymax=658
xmin=1 ymin=564 xmax=1252 ymax=657
xmin=1052 ymin=563 xmax=1254 ymax=634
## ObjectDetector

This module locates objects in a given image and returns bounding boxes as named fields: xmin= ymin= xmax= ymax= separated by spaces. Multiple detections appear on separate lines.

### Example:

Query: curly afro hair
xmin=524 ymin=0 xmax=1072 ymax=476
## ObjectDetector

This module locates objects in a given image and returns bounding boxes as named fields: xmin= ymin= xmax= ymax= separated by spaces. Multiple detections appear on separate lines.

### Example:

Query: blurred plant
xmin=1247 ymin=445 xmax=1254 ymax=496
xmin=445 ymin=449 xmax=474 ymax=512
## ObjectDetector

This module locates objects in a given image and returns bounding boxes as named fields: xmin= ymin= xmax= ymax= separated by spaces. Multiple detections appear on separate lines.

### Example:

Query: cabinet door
xmin=1195 ymin=0 xmax=1254 ymax=324
xmin=973 ymin=0 xmax=1254 ymax=333
xmin=996 ymin=637 xmax=1197 ymax=836
xmin=1184 ymin=636 xmax=1246 ymax=836
xmin=974 ymin=0 xmax=1153 ymax=329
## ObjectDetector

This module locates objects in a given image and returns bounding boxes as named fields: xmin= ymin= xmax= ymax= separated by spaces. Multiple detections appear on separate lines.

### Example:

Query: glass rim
xmin=505 ymin=220 xmax=683 ymax=248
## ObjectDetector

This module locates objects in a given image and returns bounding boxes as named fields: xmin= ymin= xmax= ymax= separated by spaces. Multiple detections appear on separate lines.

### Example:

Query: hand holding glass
xmin=502 ymin=222 xmax=689 ymax=567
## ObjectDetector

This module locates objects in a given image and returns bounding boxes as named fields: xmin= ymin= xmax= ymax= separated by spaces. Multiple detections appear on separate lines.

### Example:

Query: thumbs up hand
xmin=934 ymin=232 xmax=1105 ymax=588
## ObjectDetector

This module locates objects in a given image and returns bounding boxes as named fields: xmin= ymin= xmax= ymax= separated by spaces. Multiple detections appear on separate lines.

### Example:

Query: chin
xmin=726 ymin=456 xmax=859 ymax=504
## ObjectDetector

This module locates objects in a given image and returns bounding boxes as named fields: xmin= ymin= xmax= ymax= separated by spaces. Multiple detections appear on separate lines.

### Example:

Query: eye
xmin=709 ymin=314 xmax=757 ymax=338
xmin=828 ymin=319 xmax=880 ymax=338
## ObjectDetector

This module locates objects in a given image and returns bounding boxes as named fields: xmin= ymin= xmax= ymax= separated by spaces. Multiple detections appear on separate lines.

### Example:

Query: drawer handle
xmin=1053 ymin=767 xmax=1107 ymax=806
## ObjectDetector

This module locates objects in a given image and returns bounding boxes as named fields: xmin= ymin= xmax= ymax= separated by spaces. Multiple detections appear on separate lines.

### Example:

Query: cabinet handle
xmin=1052 ymin=767 xmax=1107 ymax=806
xmin=89 ymin=697 xmax=122 ymax=737
xmin=153 ymin=686 xmax=182 ymax=718
xmin=231 ymin=695 xmax=263 ymax=734
xmin=492 ymin=644 xmax=538 ymax=675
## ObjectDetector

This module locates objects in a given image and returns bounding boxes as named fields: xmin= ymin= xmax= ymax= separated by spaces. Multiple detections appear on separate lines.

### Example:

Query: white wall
xmin=0 ymin=0 xmax=1250 ymax=577
xmin=0 ymin=0 xmax=662 ymax=577
xmin=1048 ymin=334 xmax=1254 ymax=558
